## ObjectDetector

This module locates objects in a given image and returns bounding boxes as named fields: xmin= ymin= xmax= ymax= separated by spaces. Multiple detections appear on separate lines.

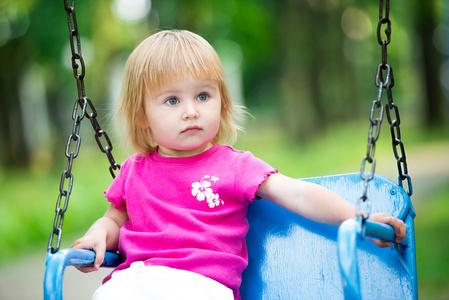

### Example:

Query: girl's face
xmin=144 ymin=76 xmax=222 ymax=157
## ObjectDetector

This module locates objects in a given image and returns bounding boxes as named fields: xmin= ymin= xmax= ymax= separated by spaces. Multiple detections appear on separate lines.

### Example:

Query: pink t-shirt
xmin=104 ymin=144 xmax=277 ymax=299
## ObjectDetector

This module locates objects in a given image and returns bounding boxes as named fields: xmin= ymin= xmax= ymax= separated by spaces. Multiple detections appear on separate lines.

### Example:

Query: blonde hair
xmin=116 ymin=30 xmax=244 ymax=154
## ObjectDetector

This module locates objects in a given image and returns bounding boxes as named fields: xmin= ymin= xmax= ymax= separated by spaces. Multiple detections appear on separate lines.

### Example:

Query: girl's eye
xmin=197 ymin=93 xmax=208 ymax=101
xmin=165 ymin=97 xmax=179 ymax=105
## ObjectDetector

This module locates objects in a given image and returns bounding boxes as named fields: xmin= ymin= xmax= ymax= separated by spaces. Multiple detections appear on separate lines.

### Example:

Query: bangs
xmin=141 ymin=31 xmax=225 ymax=98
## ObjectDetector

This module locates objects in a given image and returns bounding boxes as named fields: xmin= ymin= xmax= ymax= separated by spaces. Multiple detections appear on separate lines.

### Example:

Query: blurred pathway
xmin=375 ymin=141 xmax=449 ymax=204
xmin=0 ymin=250 xmax=111 ymax=300
xmin=1 ymin=142 xmax=448 ymax=300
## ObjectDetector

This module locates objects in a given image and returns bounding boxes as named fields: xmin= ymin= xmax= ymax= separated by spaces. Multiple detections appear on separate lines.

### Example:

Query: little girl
xmin=72 ymin=30 xmax=406 ymax=300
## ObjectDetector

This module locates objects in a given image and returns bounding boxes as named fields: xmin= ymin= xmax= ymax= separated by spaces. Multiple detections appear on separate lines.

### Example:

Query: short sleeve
xmin=234 ymin=151 xmax=278 ymax=203
xmin=104 ymin=159 xmax=130 ymax=211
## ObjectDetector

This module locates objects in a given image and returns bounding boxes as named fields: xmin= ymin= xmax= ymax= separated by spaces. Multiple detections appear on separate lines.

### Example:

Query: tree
xmin=413 ymin=0 xmax=447 ymax=127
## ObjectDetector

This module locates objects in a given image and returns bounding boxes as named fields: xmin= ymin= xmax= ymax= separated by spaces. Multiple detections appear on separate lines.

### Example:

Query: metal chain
xmin=48 ymin=0 xmax=121 ymax=253
xmin=377 ymin=0 xmax=413 ymax=197
xmin=357 ymin=83 xmax=384 ymax=219
xmin=356 ymin=0 xmax=413 ymax=220
xmin=385 ymin=84 xmax=413 ymax=196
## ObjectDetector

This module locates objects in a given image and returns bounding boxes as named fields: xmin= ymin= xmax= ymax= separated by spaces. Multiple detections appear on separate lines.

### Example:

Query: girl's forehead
xmin=146 ymin=72 xmax=218 ymax=95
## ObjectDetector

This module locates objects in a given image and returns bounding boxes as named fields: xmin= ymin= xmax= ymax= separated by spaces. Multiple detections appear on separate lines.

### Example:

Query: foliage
xmin=0 ymin=0 xmax=447 ymax=168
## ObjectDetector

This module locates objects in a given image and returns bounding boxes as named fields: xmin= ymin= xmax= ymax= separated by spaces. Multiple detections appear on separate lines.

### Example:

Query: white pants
xmin=92 ymin=262 xmax=234 ymax=300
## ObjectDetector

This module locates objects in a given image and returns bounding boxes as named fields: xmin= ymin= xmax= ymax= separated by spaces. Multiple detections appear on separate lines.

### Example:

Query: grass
xmin=414 ymin=183 xmax=449 ymax=299
xmin=0 ymin=117 xmax=448 ymax=298
xmin=0 ymin=146 xmax=122 ymax=258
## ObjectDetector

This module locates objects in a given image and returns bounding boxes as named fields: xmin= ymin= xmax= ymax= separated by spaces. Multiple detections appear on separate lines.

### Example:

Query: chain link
xmin=48 ymin=0 xmax=121 ymax=253
xmin=357 ymin=0 xmax=413 ymax=221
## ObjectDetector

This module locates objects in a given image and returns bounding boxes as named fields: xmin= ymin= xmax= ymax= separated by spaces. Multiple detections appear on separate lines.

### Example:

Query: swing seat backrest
xmin=240 ymin=173 xmax=417 ymax=299
xmin=44 ymin=173 xmax=417 ymax=300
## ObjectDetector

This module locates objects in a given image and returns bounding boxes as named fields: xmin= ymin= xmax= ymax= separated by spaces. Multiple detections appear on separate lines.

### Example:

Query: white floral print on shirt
xmin=191 ymin=175 xmax=223 ymax=208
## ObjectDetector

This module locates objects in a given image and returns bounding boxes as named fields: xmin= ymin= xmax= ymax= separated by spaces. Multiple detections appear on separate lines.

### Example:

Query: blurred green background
xmin=1 ymin=0 xmax=448 ymax=299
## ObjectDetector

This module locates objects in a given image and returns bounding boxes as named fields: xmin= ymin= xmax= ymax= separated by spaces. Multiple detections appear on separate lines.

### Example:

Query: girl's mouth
xmin=182 ymin=125 xmax=202 ymax=133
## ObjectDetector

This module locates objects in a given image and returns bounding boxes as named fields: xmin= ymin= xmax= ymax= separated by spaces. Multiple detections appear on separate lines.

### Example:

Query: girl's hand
xmin=70 ymin=206 xmax=127 ymax=273
xmin=367 ymin=213 xmax=406 ymax=248
xmin=71 ymin=230 xmax=107 ymax=273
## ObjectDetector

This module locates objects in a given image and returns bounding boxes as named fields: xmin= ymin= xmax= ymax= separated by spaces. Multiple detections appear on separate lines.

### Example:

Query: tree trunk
xmin=414 ymin=0 xmax=447 ymax=127
xmin=0 ymin=39 xmax=30 ymax=168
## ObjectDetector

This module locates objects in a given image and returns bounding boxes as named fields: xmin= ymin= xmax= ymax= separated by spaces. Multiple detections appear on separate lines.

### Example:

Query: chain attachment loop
xmin=375 ymin=64 xmax=394 ymax=88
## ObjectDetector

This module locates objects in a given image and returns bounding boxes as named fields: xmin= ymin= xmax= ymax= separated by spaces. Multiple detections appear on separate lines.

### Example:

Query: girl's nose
xmin=182 ymin=101 xmax=199 ymax=120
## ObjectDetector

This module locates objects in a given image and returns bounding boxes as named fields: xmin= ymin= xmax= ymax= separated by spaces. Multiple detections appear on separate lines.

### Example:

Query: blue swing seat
xmin=241 ymin=173 xmax=417 ymax=299
xmin=44 ymin=173 xmax=417 ymax=300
